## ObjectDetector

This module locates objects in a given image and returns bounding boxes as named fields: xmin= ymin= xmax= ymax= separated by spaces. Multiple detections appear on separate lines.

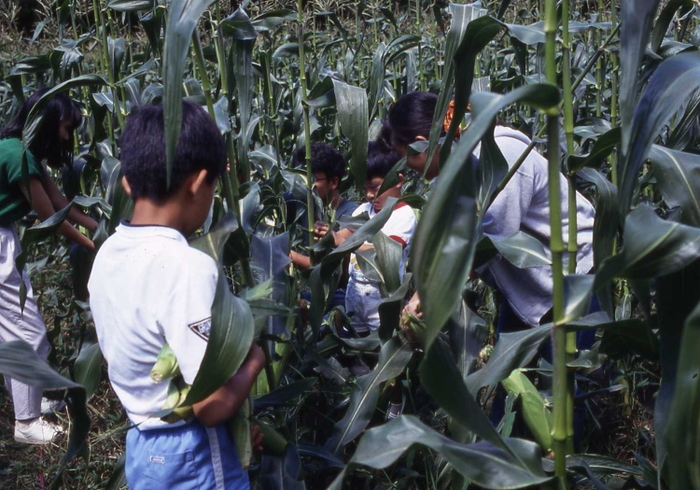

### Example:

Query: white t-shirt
xmin=88 ymin=223 xmax=217 ymax=429
xmin=346 ymin=203 xmax=417 ymax=332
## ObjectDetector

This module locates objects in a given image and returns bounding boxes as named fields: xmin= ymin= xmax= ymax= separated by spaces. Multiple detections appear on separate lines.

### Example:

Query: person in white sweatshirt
xmin=380 ymin=91 xmax=596 ymax=331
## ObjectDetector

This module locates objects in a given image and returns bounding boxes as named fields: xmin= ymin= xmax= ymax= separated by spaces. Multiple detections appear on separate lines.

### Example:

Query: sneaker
xmin=41 ymin=398 xmax=66 ymax=415
xmin=14 ymin=418 xmax=64 ymax=445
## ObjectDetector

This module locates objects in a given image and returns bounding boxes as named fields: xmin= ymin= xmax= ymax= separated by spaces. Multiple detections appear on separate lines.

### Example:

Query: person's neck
xmin=130 ymin=198 xmax=189 ymax=236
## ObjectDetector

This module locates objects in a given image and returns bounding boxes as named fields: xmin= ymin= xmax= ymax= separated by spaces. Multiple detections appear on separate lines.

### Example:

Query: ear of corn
xmin=150 ymin=343 xmax=180 ymax=383
xmin=254 ymin=420 xmax=288 ymax=456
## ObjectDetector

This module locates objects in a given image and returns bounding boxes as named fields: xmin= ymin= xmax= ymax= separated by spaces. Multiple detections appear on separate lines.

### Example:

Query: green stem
xmin=298 ymin=0 xmax=315 ymax=258
xmin=595 ymin=0 xmax=604 ymax=118
xmin=191 ymin=30 xmax=215 ymax=117
xmin=545 ymin=0 xmax=567 ymax=485
xmin=610 ymin=0 xmax=619 ymax=186
xmin=561 ymin=6 xmax=578 ymax=453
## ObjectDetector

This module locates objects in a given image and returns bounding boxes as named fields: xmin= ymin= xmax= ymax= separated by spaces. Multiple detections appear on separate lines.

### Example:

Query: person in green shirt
xmin=0 ymin=88 xmax=97 ymax=444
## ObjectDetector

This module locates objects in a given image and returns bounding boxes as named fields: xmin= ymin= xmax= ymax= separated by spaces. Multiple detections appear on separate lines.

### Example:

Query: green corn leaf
xmin=371 ymin=231 xmax=402 ymax=294
xmin=231 ymin=26 xmax=257 ymax=182
xmin=568 ymin=127 xmax=621 ymax=173
xmin=251 ymin=9 xmax=296 ymax=32
xmin=0 ymin=340 xmax=89 ymax=485
xmin=620 ymin=51 xmax=700 ymax=215
xmin=325 ymin=336 xmax=414 ymax=454
xmin=594 ymin=204 xmax=700 ymax=288
xmin=328 ymin=416 xmax=551 ymax=489
xmin=649 ymin=145 xmax=700 ymax=228
xmin=599 ymin=319 xmax=659 ymax=360
xmin=332 ymin=79 xmax=368 ymax=191
xmin=101 ymin=157 xmax=134 ymax=235
xmin=664 ymin=299 xmax=700 ymax=490
xmin=108 ymin=37 xmax=126 ymax=82
xmin=578 ymin=168 xmax=618 ymax=316
xmin=367 ymin=42 xmax=387 ymax=121
xmin=104 ymin=453 xmax=127 ymax=490
xmin=651 ymin=0 xmax=693 ymax=54
xmin=618 ymin=0 xmax=660 ymax=161
xmin=466 ymin=324 xmax=550 ymax=394
xmin=378 ymin=273 xmax=412 ymax=343
xmin=253 ymin=378 xmax=317 ymax=409
xmin=181 ymin=214 xmax=255 ymax=405
xmin=421 ymin=338 xmax=544 ymax=475
xmin=16 ymin=203 xmax=73 ymax=278
xmin=466 ymin=312 xmax=610 ymax=395
xmin=107 ymin=0 xmax=155 ymax=12
xmin=501 ymin=370 xmax=552 ymax=453
xmin=220 ymin=8 xmax=258 ymax=40
xmin=73 ymin=339 xmax=104 ymax=400
xmin=162 ymin=0 xmax=217 ymax=189
xmin=490 ymin=231 xmax=552 ymax=268
xmin=562 ymin=274 xmax=595 ymax=324
xmin=505 ymin=22 xmax=546 ymax=45
xmin=655 ymin=258 xmax=700 ymax=479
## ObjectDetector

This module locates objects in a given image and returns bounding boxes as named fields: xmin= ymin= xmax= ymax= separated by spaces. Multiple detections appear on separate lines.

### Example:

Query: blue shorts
xmin=125 ymin=419 xmax=249 ymax=490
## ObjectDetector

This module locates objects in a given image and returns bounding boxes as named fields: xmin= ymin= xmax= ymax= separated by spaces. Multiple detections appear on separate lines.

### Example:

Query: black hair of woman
xmin=0 ymin=88 xmax=82 ymax=169
xmin=382 ymin=92 xmax=440 ymax=150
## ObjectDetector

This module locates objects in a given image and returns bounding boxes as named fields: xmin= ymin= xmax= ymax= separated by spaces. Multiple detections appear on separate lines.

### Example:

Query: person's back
xmin=90 ymin=226 xmax=217 ymax=426
xmin=89 ymin=101 xmax=264 ymax=490
xmin=475 ymin=126 xmax=595 ymax=326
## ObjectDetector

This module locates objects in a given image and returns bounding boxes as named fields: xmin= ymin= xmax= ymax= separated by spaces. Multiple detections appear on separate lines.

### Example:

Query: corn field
xmin=1 ymin=0 xmax=699 ymax=488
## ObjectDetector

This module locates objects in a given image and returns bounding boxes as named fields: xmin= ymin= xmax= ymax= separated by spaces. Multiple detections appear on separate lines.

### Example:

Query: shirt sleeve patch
xmin=188 ymin=318 xmax=212 ymax=340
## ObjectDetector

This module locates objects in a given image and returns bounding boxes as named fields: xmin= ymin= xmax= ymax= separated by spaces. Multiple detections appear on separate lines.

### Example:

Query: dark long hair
xmin=0 ymin=88 xmax=82 ymax=169
xmin=379 ymin=92 xmax=439 ymax=151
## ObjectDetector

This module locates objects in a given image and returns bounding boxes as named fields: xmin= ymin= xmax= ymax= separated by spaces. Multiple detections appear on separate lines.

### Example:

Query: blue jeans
xmin=125 ymin=419 xmax=249 ymax=490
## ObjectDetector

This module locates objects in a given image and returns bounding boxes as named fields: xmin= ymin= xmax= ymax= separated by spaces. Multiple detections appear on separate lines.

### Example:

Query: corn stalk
xmin=544 ymin=0 xmax=568 ymax=484
xmin=298 ymin=0 xmax=315 ymax=256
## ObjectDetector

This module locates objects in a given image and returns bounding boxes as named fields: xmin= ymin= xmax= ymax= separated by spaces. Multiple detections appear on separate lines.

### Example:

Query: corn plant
xmin=1 ymin=0 xmax=700 ymax=489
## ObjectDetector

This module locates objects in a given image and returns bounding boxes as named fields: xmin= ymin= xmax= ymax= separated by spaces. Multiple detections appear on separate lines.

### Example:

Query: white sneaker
xmin=41 ymin=398 xmax=66 ymax=415
xmin=14 ymin=418 xmax=64 ymax=445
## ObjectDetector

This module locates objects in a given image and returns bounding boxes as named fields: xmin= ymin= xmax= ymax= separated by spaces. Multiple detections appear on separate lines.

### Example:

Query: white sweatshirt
xmin=475 ymin=126 xmax=595 ymax=326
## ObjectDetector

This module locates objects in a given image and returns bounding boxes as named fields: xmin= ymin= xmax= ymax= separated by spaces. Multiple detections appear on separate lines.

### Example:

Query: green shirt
xmin=0 ymin=138 xmax=44 ymax=226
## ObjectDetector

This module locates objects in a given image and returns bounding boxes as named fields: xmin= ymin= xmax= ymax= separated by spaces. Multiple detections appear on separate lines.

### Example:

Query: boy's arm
xmin=289 ymin=250 xmax=311 ymax=270
xmin=193 ymin=344 xmax=266 ymax=427
xmin=22 ymin=177 xmax=95 ymax=251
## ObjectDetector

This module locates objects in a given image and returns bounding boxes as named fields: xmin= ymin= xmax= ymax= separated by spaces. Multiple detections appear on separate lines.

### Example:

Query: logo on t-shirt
xmin=188 ymin=318 xmax=212 ymax=340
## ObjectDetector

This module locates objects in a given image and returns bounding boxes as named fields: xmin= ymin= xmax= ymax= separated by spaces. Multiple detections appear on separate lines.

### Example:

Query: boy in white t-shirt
xmin=88 ymin=102 xmax=264 ymax=490
xmin=328 ymin=143 xmax=417 ymax=336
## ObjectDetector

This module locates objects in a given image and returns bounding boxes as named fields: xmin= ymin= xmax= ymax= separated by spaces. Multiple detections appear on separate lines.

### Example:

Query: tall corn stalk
xmin=561 ymin=0 xmax=578 ymax=455
xmin=544 ymin=0 xmax=569 ymax=484
xmin=298 ymin=0 xmax=315 ymax=255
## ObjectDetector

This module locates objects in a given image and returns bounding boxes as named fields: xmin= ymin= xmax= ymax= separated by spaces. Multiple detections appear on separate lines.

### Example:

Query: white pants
xmin=0 ymin=225 xmax=49 ymax=420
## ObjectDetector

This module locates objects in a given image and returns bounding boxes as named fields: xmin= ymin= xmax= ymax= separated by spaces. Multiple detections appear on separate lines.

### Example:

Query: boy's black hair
xmin=119 ymin=101 xmax=226 ymax=202
xmin=293 ymin=143 xmax=346 ymax=181
xmin=379 ymin=91 xmax=440 ymax=151
xmin=366 ymin=141 xmax=401 ymax=179
xmin=0 ymin=88 xmax=82 ymax=169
